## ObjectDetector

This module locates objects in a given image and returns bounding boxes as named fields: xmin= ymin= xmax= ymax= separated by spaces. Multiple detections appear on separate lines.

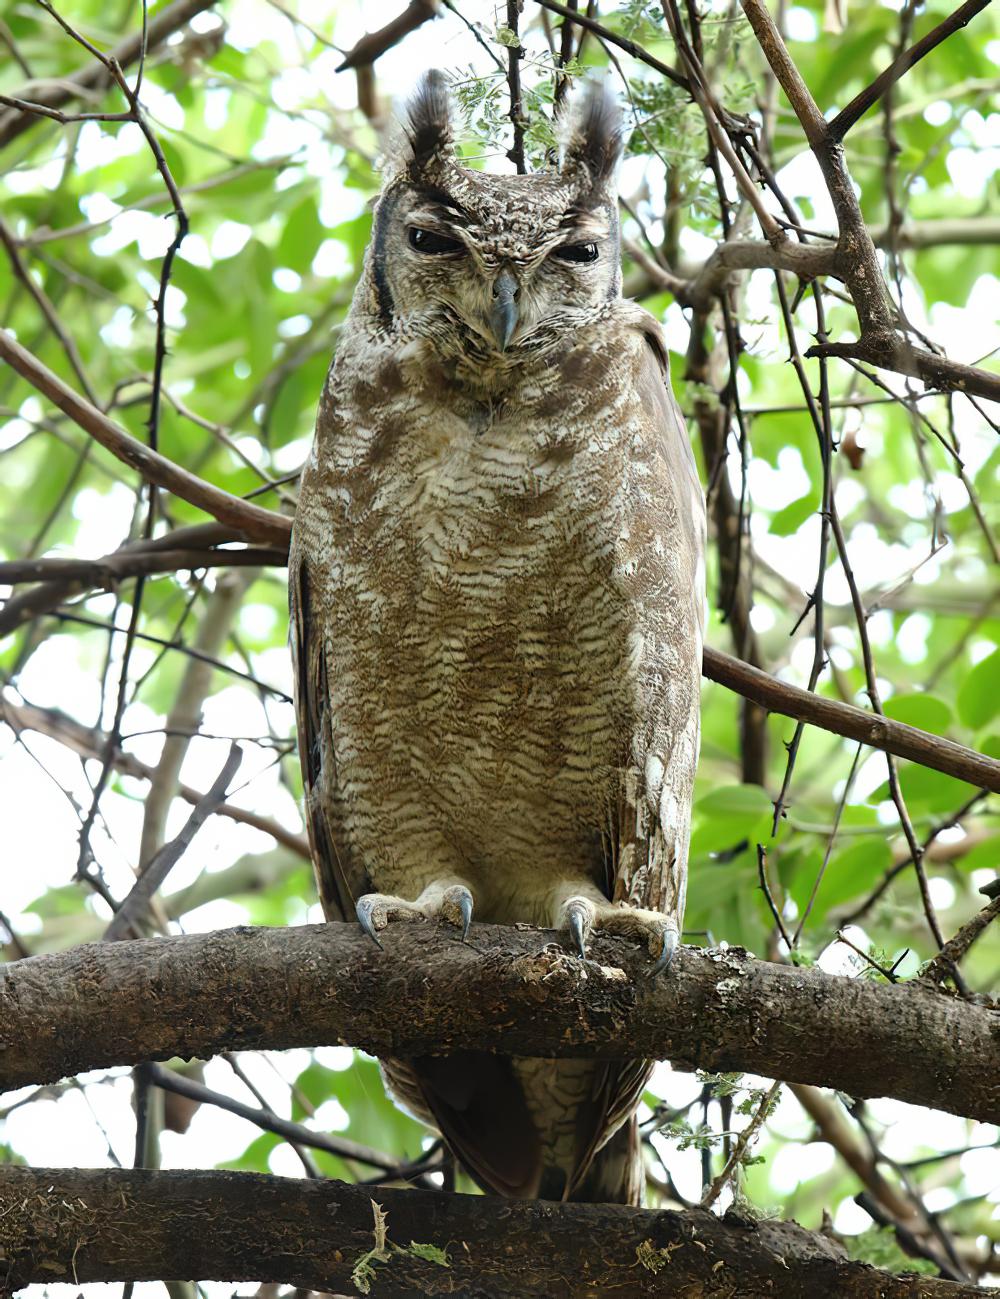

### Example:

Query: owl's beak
xmin=489 ymin=267 xmax=520 ymax=351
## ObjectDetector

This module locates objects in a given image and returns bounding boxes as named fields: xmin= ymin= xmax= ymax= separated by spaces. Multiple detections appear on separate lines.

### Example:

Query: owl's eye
xmin=408 ymin=227 xmax=463 ymax=254
xmin=553 ymin=242 xmax=599 ymax=263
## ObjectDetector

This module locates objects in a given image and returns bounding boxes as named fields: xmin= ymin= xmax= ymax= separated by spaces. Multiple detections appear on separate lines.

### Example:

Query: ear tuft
xmin=402 ymin=69 xmax=454 ymax=173
xmin=559 ymin=79 xmax=625 ymax=185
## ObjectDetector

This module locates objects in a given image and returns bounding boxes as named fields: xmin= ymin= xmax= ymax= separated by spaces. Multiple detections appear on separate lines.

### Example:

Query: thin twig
xmin=791 ymin=744 xmax=863 ymax=947
xmin=756 ymin=844 xmax=792 ymax=950
xmin=0 ymin=0 xmax=218 ymax=149
xmin=534 ymin=0 xmax=690 ymax=91
xmin=103 ymin=743 xmax=242 ymax=941
xmin=146 ymin=1064 xmax=417 ymax=1174
xmin=701 ymin=1081 xmax=781 ymax=1208
xmin=0 ymin=694 xmax=310 ymax=857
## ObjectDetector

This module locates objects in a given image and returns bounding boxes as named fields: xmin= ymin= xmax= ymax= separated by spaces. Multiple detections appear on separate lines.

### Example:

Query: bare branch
xmin=660 ymin=0 xmax=783 ymax=242
xmin=3 ymin=1166 xmax=987 ymax=1296
xmin=505 ymin=0 xmax=527 ymax=175
xmin=829 ymin=0 xmax=994 ymax=141
xmin=146 ymin=1064 xmax=414 ymax=1174
xmin=2 ymin=922 xmax=998 ymax=1122
xmin=739 ymin=0 xmax=1000 ymax=407
xmin=103 ymin=743 xmax=242 ymax=941
xmin=0 ymin=694 xmax=310 ymax=857
xmin=335 ymin=0 xmax=440 ymax=73
xmin=0 ymin=0 xmax=219 ymax=149
xmin=0 ymin=329 xmax=291 ymax=546
xmin=703 ymin=647 xmax=1000 ymax=794
xmin=921 ymin=894 xmax=1000 ymax=987
xmin=809 ymin=338 xmax=1000 ymax=404
xmin=137 ymin=571 xmax=253 ymax=869
xmin=535 ymin=0 xmax=690 ymax=91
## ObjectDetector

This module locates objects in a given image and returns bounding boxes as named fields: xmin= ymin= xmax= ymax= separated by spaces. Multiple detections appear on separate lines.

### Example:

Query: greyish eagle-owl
xmin=289 ymin=71 xmax=705 ymax=1206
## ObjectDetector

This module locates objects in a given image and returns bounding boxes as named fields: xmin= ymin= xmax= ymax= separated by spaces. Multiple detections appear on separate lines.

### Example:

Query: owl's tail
xmin=385 ymin=1052 xmax=647 ymax=1205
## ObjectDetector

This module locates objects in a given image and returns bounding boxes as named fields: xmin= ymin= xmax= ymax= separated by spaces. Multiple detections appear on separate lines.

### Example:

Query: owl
xmin=290 ymin=71 xmax=705 ymax=1205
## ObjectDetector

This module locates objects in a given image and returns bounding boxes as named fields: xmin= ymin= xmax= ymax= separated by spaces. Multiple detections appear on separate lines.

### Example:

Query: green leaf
xmin=407 ymin=1242 xmax=450 ymax=1266
xmin=691 ymin=785 xmax=772 ymax=859
xmin=882 ymin=693 xmax=952 ymax=733
xmin=277 ymin=193 xmax=324 ymax=273
xmin=821 ymin=837 xmax=892 ymax=911
xmin=769 ymin=491 xmax=819 ymax=537
xmin=957 ymin=649 xmax=1000 ymax=729
xmin=696 ymin=784 xmax=773 ymax=821
xmin=898 ymin=762 xmax=976 ymax=813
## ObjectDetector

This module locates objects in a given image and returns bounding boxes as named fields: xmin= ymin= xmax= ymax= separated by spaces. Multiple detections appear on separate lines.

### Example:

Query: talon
xmin=356 ymin=896 xmax=384 ymax=949
xmin=442 ymin=884 xmax=474 ymax=941
xmin=568 ymin=901 xmax=590 ymax=960
xmin=457 ymin=888 xmax=473 ymax=941
xmin=648 ymin=928 xmax=678 ymax=978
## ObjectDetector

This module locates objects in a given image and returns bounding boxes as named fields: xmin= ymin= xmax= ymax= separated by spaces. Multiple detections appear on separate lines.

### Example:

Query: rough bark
xmin=1 ymin=1167 xmax=990 ymax=1297
xmin=2 ymin=922 xmax=997 ymax=1122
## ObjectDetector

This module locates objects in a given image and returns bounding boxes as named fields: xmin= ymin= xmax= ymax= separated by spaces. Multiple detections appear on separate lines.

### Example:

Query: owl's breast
xmin=298 ymin=327 xmax=663 ymax=869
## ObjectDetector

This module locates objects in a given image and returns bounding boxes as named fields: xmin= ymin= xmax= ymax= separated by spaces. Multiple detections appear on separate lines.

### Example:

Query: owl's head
xmin=362 ymin=71 xmax=626 ymax=355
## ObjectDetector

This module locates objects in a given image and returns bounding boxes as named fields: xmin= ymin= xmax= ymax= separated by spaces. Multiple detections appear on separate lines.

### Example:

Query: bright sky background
xmin=1 ymin=2 xmax=997 ymax=1295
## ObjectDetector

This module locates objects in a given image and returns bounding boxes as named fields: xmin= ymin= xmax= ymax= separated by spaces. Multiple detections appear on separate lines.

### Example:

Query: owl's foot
xmin=556 ymin=893 xmax=679 ymax=977
xmin=356 ymin=880 xmax=474 ymax=948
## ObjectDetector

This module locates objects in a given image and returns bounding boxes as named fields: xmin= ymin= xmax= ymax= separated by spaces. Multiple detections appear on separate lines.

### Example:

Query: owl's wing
xmin=569 ymin=321 xmax=705 ymax=1200
xmin=289 ymin=538 xmax=371 ymax=922
xmin=608 ymin=317 xmax=706 ymax=936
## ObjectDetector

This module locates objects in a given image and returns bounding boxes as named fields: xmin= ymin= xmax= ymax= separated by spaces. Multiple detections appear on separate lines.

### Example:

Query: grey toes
xmin=648 ymin=927 xmax=679 ymax=978
xmin=442 ymin=884 xmax=474 ymax=941
xmin=356 ymin=895 xmax=384 ymax=949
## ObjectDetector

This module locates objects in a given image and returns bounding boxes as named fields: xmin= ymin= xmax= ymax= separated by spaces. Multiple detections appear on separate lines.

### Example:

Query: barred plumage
xmin=290 ymin=74 xmax=705 ymax=1204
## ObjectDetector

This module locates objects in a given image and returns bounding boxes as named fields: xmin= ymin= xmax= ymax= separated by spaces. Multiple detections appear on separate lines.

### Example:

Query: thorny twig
xmin=505 ymin=1 xmax=527 ymax=173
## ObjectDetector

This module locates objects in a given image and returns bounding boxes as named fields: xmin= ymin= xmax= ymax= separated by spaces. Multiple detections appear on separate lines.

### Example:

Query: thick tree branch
xmin=0 ymin=329 xmax=290 ymax=545
xmin=2 ymin=1166 xmax=984 ymax=1297
xmin=2 ymin=922 xmax=997 ymax=1122
xmin=0 ymin=0 xmax=218 ymax=149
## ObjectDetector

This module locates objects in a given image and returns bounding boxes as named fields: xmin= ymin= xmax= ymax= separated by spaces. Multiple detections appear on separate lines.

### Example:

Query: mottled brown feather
xmin=289 ymin=74 xmax=705 ymax=1205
